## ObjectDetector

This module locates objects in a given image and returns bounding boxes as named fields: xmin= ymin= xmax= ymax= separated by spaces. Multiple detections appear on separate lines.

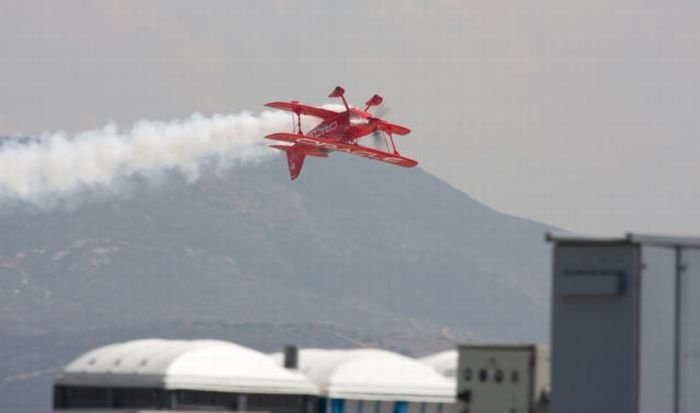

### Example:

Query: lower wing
xmin=265 ymin=133 xmax=418 ymax=168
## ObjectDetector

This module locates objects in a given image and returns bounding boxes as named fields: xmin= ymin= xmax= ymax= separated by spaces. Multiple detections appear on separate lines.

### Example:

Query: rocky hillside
xmin=0 ymin=155 xmax=552 ymax=407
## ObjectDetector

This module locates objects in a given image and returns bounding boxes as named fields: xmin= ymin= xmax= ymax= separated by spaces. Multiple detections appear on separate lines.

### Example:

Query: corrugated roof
xmin=56 ymin=339 xmax=318 ymax=395
xmin=271 ymin=349 xmax=455 ymax=403
xmin=546 ymin=232 xmax=700 ymax=248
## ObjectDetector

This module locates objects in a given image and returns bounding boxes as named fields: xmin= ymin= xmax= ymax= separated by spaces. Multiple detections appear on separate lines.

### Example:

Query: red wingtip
xmin=328 ymin=86 xmax=345 ymax=98
xmin=365 ymin=94 xmax=383 ymax=109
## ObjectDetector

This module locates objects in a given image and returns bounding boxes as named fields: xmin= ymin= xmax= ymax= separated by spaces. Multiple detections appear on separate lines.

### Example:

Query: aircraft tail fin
xmin=286 ymin=149 xmax=305 ymax=180
xmin=270 ymin=145 xmax=305 ymax=180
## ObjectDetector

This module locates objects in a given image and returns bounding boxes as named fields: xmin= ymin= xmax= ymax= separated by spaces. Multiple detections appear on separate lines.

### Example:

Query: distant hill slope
xmin=0 ymin=155 xmax=553 ymax=408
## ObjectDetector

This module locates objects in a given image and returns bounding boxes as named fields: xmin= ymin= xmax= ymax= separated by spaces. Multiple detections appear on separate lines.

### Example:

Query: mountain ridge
xmin=0 ymin=155 xmax=552 ymax=407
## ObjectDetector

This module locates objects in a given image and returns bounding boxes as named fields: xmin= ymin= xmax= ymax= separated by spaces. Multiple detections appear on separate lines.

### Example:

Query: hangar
xmin=272 ymin=348 xmax=455 ymax=413
xmin=54 ymin=339 xmax=318 ymax=412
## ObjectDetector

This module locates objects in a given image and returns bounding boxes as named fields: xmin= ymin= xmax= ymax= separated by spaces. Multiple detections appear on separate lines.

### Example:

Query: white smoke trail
xmin=0 ymin=110 xmax=295 ymax=207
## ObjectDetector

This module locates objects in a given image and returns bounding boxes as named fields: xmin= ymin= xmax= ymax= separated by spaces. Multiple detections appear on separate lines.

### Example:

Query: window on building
xmin=58 ymin=385 xmax=112 ymax=408
xmin=112 ymin=387 xmax=164 ymax=409
xmin=463 ymin=368 xmax=472 ymax=381
xmin=175 ymin=390 xmax=238 ymax=410
xmin=247 ymin=393 xmax=314 ymax=413
xmin=494 ymin=369 xmax=504 ymax=383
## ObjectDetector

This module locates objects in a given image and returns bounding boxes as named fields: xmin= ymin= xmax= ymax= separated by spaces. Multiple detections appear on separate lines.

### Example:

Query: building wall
xmin=319 ymin=398 xmax=450 ymax=413
xmin=637 ymin=246 xmax=675 ymax=413
xmin=682 ymin=248 xmax=700 ymax=412
xmin=550 ymin=240 xmax=700 ymax=413
xmin=54 ymin=385 xmax=316 ymax=413
xmin=550 ymin=244 xmax=640 ymax=413
xmin=456 ymin=344 xmax=549 ymax=413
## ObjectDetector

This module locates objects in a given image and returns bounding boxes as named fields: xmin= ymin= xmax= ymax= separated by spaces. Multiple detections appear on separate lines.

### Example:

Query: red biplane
xmin=264 ymin=86 xmax=417 ymax=180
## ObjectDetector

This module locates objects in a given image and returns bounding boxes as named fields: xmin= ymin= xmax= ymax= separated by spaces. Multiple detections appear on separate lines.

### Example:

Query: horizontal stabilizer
xmin=269 ymin=144 xmax=328 ymax=158
xmin=270 ymin=144 xmax=291 ymax=152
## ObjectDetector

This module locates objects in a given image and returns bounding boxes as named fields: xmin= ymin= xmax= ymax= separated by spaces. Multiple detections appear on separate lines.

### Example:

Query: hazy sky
xmin=0 ymin=0 xmax=698 ymax=235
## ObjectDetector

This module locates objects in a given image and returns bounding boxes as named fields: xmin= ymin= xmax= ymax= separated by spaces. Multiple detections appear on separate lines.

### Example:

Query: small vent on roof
xmin=114 ymin=359 xmax=121 ymax=366
xmin=140 ymin=359 xmax=148 ymax=367
xmin=88 ymin=358 xmax=96 ymax=365
xmin=283 ymin=345 xmax=298 ymax=369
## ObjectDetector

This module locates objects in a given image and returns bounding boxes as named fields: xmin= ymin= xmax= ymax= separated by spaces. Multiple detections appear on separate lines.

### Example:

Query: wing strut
xmin=289 ymin=101 xmax=303 ymax=135
xmin=387 ymin=132 xmax=399 ymax=155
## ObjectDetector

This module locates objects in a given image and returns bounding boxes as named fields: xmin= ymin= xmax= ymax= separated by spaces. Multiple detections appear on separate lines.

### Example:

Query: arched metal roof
xmin=56 ymin=339 xmax=319 ymax=395
xmin=418 ymin=350 xmax=458 ymax=378
xmin=272 ymin=349 xmax=455 ymax=402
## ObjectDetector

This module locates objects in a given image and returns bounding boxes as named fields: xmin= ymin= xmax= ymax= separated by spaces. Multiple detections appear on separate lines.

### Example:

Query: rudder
xmin=286 ymin=148 xmax=305 ymax=180
xmin=269 ymin=144 xmax=307 ymax=180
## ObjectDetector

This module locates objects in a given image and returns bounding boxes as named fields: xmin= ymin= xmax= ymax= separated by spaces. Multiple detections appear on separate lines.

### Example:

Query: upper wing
xmin=265 ymin=133 xmax=418 ymax=168
xmin=264 ymin=101 xmax=341 ymax=119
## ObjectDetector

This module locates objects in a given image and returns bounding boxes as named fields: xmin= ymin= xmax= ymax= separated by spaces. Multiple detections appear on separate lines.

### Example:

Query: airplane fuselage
xmin=306 ymin=109 xmax=376 ymax=142
xmin=263 ymin=86 xmax=415 ymax=180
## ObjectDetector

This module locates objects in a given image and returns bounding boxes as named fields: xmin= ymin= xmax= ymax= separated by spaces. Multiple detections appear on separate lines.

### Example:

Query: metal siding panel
xmin=638 ymin=246 xmax=675 ymax=413
xmin=551 ymin=244 xmax=639 ymax=413
xmin=681 ymin=249 xmax=700 ymax=413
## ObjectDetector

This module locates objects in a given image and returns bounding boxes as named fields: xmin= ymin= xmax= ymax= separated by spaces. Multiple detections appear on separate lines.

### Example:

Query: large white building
xmin=55 ymin=340 xmax=456 ymax=413
xmin=271 ymin=348 xmax=455 ymax=413
xmin=54 ymin=339 xmax=319 ymax=412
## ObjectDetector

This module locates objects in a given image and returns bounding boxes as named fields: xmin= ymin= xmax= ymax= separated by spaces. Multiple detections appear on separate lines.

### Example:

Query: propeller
xmin=371 ymin=124 xmax=389 ymax=150
xmin=373 ymin=104 xmax=390 ymax=119
xmin=370 ymin=105 xmax=391 ymax=149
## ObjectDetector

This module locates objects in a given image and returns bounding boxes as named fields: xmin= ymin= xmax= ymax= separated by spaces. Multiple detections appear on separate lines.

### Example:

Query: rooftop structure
xmin=272 ymin=348 xmax=454 ymax=403
xmin=418 ymin=350 xmax=457 ymax=379
xmin=55 ymin=339 xmax=318 ymax=411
